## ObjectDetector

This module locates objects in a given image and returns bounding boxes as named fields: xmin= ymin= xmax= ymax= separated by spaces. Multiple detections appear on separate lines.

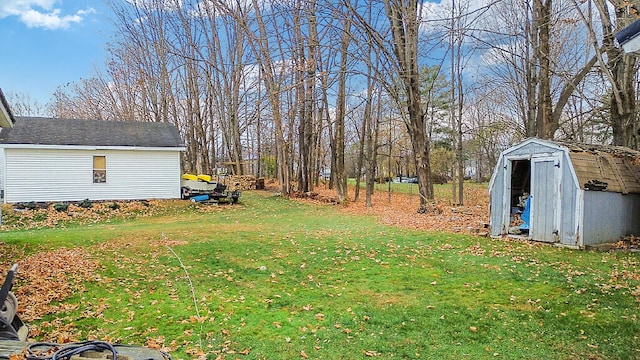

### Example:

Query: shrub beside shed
xmin=489 ymin=138 xmax=640 ymax=248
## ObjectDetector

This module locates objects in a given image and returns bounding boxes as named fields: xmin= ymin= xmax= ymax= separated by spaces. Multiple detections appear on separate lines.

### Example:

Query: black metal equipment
xmin=0 ymin=264 xmax=27 ymax=342
xmin=0 ymin=264 xmax=170 ymax=360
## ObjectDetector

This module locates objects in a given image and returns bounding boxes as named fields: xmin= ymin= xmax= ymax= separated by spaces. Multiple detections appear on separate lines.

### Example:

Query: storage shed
xmin=489 ymin=138 xmax=640 ymax=248
xmin=0 ymin=117 xmax=185 ymax=203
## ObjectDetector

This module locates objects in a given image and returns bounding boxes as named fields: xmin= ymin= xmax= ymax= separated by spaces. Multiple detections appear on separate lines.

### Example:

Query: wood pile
xmin=223 ymin=175 xmax=261 ymax=191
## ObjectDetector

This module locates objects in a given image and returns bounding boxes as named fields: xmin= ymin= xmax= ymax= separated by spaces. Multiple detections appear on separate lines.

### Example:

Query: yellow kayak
xmin=197 ymin=174 xmax=212 ymax=182
xmin=181 ymin=174 xmax=198 ymax=181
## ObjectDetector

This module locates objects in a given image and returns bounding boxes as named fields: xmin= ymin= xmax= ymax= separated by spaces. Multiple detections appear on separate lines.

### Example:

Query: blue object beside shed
xmin=190 ymin=194 xmax=210 ymax=202
xmin=489 ymin=138 xmax=640 ymax=248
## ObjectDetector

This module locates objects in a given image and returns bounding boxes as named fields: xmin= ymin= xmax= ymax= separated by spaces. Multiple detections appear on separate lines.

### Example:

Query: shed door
xmin=530 ymin=157 xmax=560 ymax=243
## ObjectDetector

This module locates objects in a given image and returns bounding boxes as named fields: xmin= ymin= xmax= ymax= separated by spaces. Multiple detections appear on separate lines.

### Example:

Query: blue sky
xmin=0 ymin=0 xmax=114 ymax=107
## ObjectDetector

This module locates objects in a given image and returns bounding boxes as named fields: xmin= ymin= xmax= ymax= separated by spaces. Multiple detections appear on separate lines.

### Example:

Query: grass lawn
xmin=1 ymin=192 xmax=639 ymax=359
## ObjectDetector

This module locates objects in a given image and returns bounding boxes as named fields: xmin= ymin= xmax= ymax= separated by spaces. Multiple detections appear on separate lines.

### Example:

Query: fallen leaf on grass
xmin=146 ymin=336 xmax=165 ymax=349
xmin=185 ymin=347 xmax=206 ymax=357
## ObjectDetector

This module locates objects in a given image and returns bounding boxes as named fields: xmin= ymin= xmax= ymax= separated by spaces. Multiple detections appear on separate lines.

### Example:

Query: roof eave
xmin=0 ymin=144 xmax=186 ymax=151
xmin=0 ymin=89 xmax=16 ymax=128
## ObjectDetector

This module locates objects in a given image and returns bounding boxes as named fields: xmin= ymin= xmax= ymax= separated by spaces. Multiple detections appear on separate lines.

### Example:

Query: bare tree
xmin=239 ymin=0 xmax=294 ymax=194
xmin=345 ymin=0 xmax=435 ymax=212
xmin=5 ymin=92 xmax=47 ymax=117
xmin=476 ymin=0 xmax=600 ymax=142
xmin=333 ymin=13 xmax=351 ymax=202
xmin=585 ymin=0 xmax=639 ymax=148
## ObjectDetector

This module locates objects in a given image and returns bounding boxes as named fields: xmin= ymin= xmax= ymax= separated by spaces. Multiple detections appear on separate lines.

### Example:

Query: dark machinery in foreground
xmin=0 ymin=264 xmax=27 ymax=343
xmin=0 ymin=265 xmax=169 ymax=360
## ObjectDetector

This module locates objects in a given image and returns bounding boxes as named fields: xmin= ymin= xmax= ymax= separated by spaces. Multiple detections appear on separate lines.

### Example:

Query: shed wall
xmin=558 ymin=151 xmax=580 ymax=246
xmin=3 ymin=148 xmax=181 ymax=202
xmin=489 ymin=157 xmax=505 ymax=236
xmin=582 ymin=191 xmax=640 ymax=245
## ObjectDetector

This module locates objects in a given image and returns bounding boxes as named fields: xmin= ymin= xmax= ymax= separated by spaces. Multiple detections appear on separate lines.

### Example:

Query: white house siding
xmin=2 ymin=147 xmax=181 ymax=203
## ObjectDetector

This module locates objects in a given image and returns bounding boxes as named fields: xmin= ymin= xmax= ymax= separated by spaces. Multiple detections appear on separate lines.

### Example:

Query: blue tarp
xmin=520 ymin=196 xmax=530 ymax=230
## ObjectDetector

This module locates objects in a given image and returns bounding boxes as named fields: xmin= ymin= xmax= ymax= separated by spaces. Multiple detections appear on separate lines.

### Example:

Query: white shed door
xmin=530 ymin=157 xmax=560 ymax=243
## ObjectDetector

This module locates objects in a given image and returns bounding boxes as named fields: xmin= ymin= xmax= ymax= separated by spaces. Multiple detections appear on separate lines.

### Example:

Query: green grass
xmin=1 ymin=192 xmax=640 ymax=359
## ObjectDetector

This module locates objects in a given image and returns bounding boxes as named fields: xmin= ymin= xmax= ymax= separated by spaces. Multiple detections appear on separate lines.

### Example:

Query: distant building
xmin=0 ymin=117 xmax=185 ymax=203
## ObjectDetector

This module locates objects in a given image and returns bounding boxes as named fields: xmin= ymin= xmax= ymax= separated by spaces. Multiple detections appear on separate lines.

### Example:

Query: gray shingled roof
xmin=0 ymin=117 xmax=184 ymax=148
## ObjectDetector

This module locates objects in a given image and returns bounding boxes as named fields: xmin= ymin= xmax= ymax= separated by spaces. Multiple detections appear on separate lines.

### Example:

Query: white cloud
xmin=420 ymin=0 xmax=499 ymax=31
xmin=0 ymin=0 xmax=95 ymax=30
xmin=125 ymin=0 xmax=183 ymax=11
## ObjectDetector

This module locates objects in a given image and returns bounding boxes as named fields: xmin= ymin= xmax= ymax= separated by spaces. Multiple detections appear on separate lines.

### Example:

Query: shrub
xmin=78 ymin=199 xmax=93 ymax=209
xmin=53 ymin=203 xmax=69 ymax=212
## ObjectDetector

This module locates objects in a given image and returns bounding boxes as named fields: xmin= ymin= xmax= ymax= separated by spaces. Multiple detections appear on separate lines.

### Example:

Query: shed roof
xmin=0 ymin=117 xmax=184 ymax=148
xmin=559 ymin=141 xmax=640 ymax=194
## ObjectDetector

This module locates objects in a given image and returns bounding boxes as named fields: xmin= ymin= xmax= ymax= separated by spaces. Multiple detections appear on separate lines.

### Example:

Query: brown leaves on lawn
xmin=611 ymin=235 xmax=640 ymax=251
xmin=6 ymin=248 xmax=98 ymax=322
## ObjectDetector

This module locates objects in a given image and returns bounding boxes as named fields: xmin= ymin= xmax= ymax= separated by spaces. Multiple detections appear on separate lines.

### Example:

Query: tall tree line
xmin=8 ymin=0 xmax=640 ymax=210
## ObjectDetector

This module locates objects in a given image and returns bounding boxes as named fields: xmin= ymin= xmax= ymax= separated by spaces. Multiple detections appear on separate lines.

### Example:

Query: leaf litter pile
xmin=1 ymin=248 xmax=99 ymax=342
xmin=0 ymin=200 xmax=161 ymax=230
xmin=295 ymin=183 xmax=490 ymax=235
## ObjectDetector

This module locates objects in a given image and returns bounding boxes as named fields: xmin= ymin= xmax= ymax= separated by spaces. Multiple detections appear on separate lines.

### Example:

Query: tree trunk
xmin=334 ymin=15 xmax=351 ymax=203
xmin=385 ymin=0 xmax=434 ymax=211
xmin=533 ymin=0 xmax=554 ymax=139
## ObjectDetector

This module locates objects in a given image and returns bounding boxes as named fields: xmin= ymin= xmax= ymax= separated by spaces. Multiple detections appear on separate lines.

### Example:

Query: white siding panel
xmin=4 ymin=148 xmax=181 ymax=203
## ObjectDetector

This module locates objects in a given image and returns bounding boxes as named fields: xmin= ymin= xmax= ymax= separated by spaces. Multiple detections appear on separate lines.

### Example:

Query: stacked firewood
xmin=223 ymin=175 xmax=261 ymax=190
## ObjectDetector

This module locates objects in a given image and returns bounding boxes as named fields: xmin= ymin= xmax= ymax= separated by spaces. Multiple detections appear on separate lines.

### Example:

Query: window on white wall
xmin=93 ymin=156 xmax=106 ymax=183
